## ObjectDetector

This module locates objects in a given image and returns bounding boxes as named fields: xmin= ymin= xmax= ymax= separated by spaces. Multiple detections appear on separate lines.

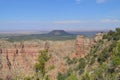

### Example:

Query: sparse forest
xmin=56 ymin=28 xmax=120 ymax=80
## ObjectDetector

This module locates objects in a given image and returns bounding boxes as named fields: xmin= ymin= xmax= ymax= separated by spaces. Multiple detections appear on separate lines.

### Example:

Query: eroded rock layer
xmin=0 ymin=34 xmax=102 ymax=80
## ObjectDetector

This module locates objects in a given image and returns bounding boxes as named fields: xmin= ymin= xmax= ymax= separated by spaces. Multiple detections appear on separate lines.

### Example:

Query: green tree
xmin=57 ymin=73 xmax=66 ymax=80
xmin=34 ymin=50 xmax=50 ymax=80
xmin=112 ymin=42 xmax=120 ymax=66
xmin=81 ymin=72 xmax=90 ymax=80
xmin=24 ymin=76 xmax=31 ymax=80
xmin=66 ymin=73 xmax=78 ymax=80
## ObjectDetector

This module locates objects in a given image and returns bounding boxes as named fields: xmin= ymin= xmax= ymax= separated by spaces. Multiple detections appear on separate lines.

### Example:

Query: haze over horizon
xmin=0 ymin=0 xmax=120 ymax=31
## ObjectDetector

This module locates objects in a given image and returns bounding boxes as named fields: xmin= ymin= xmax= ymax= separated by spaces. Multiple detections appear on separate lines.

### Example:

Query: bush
xmin=103 ymin=28 xmax=120 ymax=41
xmin=75 ymin=58 xmax=86 ymax=74
xmin=66 ymin=73 xmax=78 ymax=80
xmin=57 ymin=73 xmax=66 ymax=80
xmin=81 ymin=72 xmax=90 ymax=80
xmin=66 ymin=57 xmax=78 ymax=65
xmin=48 ymin=65 xmax=55 ymax=71
xmin=34 ymin=50 xmax=50 ymax=80
xmin=112 ymin=56 xmax=120 ymax=66
xmin=111 ymin=42 xmax=120 ymax=66
xmin=0 ymin=78 xmax=2 ymax=80
xmin=57 ymin=69 xmax=74 ymax=80
xmin=24 ymin=77 xmax=31 ymax=80
xmin=89 ymin=57 xmax=95 ymax=65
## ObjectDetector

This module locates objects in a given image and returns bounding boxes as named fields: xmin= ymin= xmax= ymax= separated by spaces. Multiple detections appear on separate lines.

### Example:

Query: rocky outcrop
xmin=44 ymin=41 xmax=50 ymax=51
xmin=0 ymin=35 xmax=96 ymax=79
xmin=74 ymin=35 xmax=92 ymax=57
xmin=94 ymin=32 xmax=103 ymax=42
xmin=0 ymin=58 xmax=3 ymax=70
xmin=75 ymin=35 xmax=85 ymax=57
xmin=0 ymin=41 xmax=42 ymax=79
xmin=0 ymin=48 xmax=2 ymax=54
xmin=6 ymin=51 xmax=11 ymax=70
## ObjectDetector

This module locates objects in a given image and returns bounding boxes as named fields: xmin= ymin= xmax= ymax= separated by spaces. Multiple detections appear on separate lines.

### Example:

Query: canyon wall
xmin=0 ymin=34 xmax=103 ymax=80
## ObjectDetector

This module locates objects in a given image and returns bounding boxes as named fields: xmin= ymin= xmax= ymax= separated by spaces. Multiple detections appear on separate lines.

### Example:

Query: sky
xmin=0 ymin=0 xmax=120 ymax=31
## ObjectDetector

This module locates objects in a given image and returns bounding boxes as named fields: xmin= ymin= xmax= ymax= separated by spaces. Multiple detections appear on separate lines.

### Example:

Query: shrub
xmin=66 ymin=73 xmax=78 ymax=80
xmin=48 ymin=65 xmax=55 ymax=71
xmin=81 ymin=72 xmax=90 ymax=80
xmin=112 ymin=56 xmax=120 ymax=66
xmin=57 ymin=73 xmax=66 ymax=80
xmin=89 ymin=57 xmax=95 ymax=65
xmin=34 ymin=50 xmax=50 ymax=80
xmin=24 ymin=77 xmax=31 ymax=80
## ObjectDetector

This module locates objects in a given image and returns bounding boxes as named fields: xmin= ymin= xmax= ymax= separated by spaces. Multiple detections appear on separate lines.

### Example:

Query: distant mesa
xmin=47 ymin=30 xmax=71 ymax=36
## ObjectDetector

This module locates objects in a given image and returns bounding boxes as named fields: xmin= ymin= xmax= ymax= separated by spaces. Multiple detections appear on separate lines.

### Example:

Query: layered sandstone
xmin=0 ymin=35 xmax=96 ymax=80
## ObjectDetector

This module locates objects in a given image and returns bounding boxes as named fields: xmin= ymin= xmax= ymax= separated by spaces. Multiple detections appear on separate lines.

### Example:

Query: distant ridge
xmin=47 ymin=30 xmax=71 ymax=36
xmin=0 ymin=30 xmax=103 ymax=41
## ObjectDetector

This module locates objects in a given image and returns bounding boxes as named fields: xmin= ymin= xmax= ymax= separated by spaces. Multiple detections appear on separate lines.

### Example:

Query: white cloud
xmin=53 ymin=19 xmax=120 ymax=24
xmin=100 ymin=19 xmax=120 ymax=23
xmin=75 ymin=0 xmax=81 ymax=4
xmin=0 ymin=19 xmax=119 ymax=31
xmin=52 ymin=20 xmax=82 ymax=24
xmin=1 ymin=19 xmax=120 ymax=25
xmin=96 ymin=0 xmax=107 ymax=4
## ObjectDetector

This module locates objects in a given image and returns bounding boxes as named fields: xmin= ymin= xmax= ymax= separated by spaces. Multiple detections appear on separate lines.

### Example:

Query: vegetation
xmin=103 ymin=28 xmax=120 ymax=41
xmin=34 ymin=50 xmax=50 ymax=80
xmin=6 ymin=34 xmax=76 ymax=42
xmin=0 ymin=30 xmax=98 ymax=42
xmin=57 ymin=69 xmax=78 ymax=80
xmin=57 ymin=28 xmax=120 ymax=80
xmin=48 ymin=65 xmax=55 ymax=71
xmin=65 ymin=57 xmax=78 ymax=65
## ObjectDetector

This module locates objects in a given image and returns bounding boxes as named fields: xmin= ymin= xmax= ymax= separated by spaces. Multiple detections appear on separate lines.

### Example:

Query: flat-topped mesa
xmin=48 ymin=30 xmax=71 ymax=36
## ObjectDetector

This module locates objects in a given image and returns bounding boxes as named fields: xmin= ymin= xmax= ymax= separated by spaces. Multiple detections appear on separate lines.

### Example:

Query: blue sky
xmin=0 ymin=0 xmax=120 ymax=31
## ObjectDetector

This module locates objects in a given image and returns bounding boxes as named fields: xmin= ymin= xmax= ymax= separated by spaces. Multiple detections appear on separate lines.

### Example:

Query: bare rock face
xmin=94 ymin=32 xmax=103 ymax=42
xmin=0 ymin=48 xmax=2 ymax=54
xmin=75 ymin=35 xmax=92 ymax=57
xmin=75 ymin=35 xmax=84 ymax=57
xmin=13 ymin=49 xmax=18 ymax=62
xmin=0 ymin=41 xmax=42 ymax=79
xmin=0 ymin=35 xmax=95 ymax=80
xmin=44 ymin=41 xmax=50 ymax=51
xmin=0 ymin=59 xmax=3 ymax=70
xmin=6 ymin=50 xmax=11 ymax=70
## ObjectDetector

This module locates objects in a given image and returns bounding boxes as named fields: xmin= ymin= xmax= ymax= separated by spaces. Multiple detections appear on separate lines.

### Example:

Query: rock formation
xmin=44 ymin=41 xmax=50 ymax=51
xmin=74 ymin=35 xmax=92 ymax=57
xmin=94 ymin=32 xmax=103 ymax=42
xmin=0 ymin=34 xmax=97 ymax=79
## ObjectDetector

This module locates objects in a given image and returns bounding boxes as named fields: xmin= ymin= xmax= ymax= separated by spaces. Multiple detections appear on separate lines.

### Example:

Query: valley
xmin=0 ymin=29 xmax=119 ymax=80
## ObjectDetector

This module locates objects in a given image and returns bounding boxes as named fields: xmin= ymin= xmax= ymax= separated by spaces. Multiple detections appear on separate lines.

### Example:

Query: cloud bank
xmin=0 ymin=19 xmax=119 ymax=31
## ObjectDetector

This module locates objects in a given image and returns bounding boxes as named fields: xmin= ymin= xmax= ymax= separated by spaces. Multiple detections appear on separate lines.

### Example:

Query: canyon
xmin=0 ymin=33 xmax=103 ymax=80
